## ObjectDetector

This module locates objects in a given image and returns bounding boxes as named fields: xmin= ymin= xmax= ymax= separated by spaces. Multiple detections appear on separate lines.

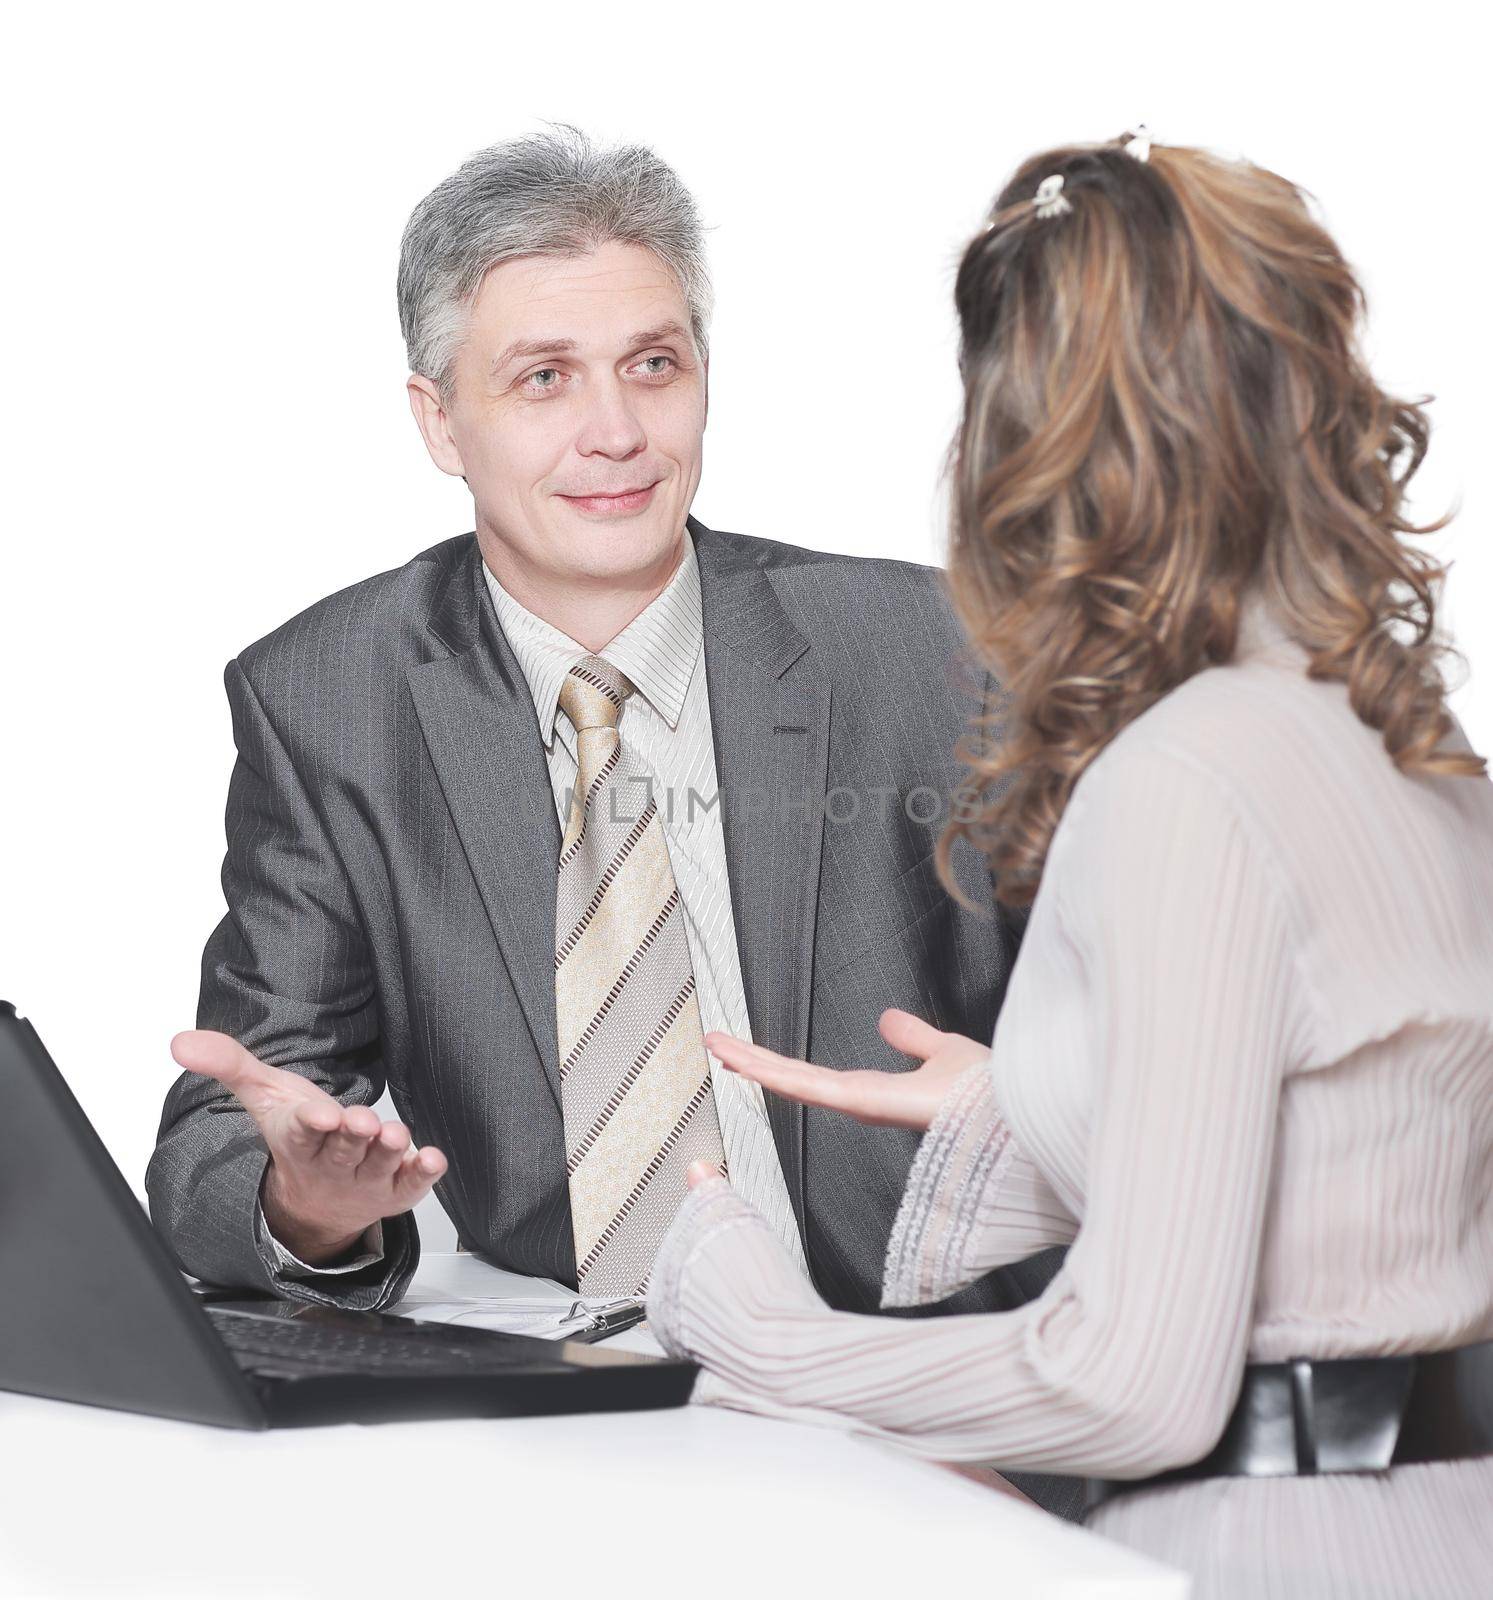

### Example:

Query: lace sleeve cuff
xmin=881 ymin=1056 xmax=1076 ymax=1309
xmin=646 ymin=1176 xmax=821 ymax=1365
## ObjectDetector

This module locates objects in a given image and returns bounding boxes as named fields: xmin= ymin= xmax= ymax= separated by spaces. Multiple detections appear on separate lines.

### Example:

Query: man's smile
xmin=555 ymin=480 xmax=661 ymax=516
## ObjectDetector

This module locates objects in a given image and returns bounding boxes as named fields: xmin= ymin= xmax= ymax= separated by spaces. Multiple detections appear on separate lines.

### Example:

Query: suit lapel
xmin=693 ymin=517 xmax=829 ymax=1232
xmin=406 ymin=539 xmax=565 ymax=1107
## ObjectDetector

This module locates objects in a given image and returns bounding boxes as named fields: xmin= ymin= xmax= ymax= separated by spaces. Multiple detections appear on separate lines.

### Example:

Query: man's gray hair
xmin=397 ymin=124 xmax=713 ymax=402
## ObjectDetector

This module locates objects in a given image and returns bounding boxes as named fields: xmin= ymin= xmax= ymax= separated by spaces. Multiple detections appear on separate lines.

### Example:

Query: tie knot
xmin=558 ymin=655 xmax=633 ymax=733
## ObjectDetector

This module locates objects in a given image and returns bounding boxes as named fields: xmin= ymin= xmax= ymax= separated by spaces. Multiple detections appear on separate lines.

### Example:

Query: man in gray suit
xmin=146 ymin=126 xmax=1072 ymax=1511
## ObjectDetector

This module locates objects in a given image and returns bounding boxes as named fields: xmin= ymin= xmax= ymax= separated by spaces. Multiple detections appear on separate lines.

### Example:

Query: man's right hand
xmin=170 ymin=1029 xmax=448 ymax=1267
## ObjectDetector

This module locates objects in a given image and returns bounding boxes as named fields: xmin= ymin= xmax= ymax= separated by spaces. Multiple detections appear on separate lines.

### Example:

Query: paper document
xmin=395 ymin=1289 xmax=644 ymax=1341
xmin=391 ymin=1255 xmax=646 ymax=1340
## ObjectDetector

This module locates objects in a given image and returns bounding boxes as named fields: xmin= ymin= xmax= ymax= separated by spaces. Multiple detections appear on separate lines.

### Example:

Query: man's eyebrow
xmin=626 ymin=320 xmax=691 ymax=351
xmin=489 ymin=337 xmax=579 ymax=379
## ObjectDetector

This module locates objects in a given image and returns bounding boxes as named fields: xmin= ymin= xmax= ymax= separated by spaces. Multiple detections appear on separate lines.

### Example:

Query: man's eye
xmin=637 ymin=355 xmax=675 ymax=377
xmin=523 ymin=368 xmax=562 ymax=392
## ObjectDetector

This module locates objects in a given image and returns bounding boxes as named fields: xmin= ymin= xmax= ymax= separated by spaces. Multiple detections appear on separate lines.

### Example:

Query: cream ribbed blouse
xmin=645 ymin=596 xmax=1493 ymax=1598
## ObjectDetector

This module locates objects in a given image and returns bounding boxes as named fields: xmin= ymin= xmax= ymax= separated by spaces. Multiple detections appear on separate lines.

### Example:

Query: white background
xmin=2 ymin=1 xmax=1488 ymax=1258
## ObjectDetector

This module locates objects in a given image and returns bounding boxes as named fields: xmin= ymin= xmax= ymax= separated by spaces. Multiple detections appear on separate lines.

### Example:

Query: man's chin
xmin=547 ymin=518 xmax=687 ymax=586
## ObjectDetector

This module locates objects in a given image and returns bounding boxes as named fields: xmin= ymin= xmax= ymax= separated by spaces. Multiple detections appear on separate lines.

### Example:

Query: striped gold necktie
xmin=554 ymin=655 xmax=727 ymax=1297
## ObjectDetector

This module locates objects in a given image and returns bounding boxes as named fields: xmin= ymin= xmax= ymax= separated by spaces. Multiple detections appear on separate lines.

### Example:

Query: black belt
xmin=1085 ymin=1338 xmax=1493 ymax=1513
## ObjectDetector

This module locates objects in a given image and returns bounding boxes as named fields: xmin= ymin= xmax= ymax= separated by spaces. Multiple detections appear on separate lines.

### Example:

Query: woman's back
xmin=1042 ymin=596 xmax=1493 ymax=1362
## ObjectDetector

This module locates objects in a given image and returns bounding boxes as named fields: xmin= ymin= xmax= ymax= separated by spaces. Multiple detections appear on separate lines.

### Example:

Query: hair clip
xmin=1033 ymin=174 xmax=1072 ymax=219
xmin=1123 ymin=125 xmax=1152 ymax=163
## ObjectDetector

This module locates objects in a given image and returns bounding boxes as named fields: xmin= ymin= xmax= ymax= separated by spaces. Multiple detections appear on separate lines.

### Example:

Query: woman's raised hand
xmin=704 ymin=1008 xmax=991 ymax=1131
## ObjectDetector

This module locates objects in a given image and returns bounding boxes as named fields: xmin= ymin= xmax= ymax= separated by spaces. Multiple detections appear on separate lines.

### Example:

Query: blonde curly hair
xmin=936 ymin=132 xmax=1485 ymax=911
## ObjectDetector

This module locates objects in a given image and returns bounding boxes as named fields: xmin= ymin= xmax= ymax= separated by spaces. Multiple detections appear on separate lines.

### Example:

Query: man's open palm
xmin=170 ymin=1029 xmax=447 ymax=1264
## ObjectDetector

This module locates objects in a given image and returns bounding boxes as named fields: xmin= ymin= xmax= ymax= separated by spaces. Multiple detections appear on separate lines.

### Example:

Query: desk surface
xmin=0 ymin=1254 xmax=1188 ymax=1600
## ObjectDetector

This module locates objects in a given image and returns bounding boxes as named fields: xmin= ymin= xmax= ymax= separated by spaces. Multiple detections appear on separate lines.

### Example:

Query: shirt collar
xmin=481 ymin=535 xmax=703 ymax=748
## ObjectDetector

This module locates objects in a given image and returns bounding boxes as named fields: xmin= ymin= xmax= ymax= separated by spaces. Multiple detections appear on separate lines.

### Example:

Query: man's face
xmin=411 ymin=240 xmax=707 ymax=596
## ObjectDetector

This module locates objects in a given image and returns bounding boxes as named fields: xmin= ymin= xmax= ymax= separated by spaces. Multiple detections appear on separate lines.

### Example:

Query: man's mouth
xmin=556 ymin=481 xmax=661 ymax=516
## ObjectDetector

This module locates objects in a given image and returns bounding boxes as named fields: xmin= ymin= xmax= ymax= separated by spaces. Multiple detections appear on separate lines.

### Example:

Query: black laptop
xmin=0 ymin=1000 xmax=697 ymax=1429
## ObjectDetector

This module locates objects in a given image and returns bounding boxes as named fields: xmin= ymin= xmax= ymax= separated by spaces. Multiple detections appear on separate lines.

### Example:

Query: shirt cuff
xmin=254 ymin=1196 xmax=386 ymax=1278
xmin=881 ymin=1055 xmax=1075 ymax=1308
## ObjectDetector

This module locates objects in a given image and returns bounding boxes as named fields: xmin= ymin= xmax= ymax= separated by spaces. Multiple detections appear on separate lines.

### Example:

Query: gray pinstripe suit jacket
xmin=145 ymin=516 xmax=1066 ymax=1338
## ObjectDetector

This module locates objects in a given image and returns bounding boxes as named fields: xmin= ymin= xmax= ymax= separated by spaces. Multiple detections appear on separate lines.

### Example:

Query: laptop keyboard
xmin=206 ymin=1306 xmax=568 ymax=1376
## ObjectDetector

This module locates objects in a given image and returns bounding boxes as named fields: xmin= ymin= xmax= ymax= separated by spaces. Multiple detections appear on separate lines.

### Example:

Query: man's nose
xmin=575 ymin=375 xmax=648 ymax=460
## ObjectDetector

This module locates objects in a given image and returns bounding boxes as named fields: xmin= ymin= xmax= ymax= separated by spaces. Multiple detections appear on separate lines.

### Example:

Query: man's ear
xmin=407 ymin=373 xmax=467 ymax=478
xmin=702 ymin=354 xmax=709 ymax=431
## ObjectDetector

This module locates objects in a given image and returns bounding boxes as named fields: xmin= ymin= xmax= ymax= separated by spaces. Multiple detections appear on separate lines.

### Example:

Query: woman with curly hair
xmin=643 ymin=131 xmax=1493 ymax=1597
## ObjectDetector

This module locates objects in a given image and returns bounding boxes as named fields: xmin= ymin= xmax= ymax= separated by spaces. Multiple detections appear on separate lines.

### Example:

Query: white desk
xmin=0 ymin=1254 xmax=1189 ymax=1599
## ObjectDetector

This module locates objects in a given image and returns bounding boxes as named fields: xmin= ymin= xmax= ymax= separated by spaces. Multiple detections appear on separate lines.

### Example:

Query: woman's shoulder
xmin=1074 ymin=650 xmax=1339 ymax=819
xmin=1041 ymin=644 xmax=1417 ymax=913
xmin=1051 ymin=638 xmax=1491 ymax=898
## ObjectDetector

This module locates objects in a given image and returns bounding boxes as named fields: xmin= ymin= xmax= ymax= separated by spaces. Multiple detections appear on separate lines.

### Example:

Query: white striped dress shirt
xmin=482 ymin=536 xmax=808 ymax=1275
